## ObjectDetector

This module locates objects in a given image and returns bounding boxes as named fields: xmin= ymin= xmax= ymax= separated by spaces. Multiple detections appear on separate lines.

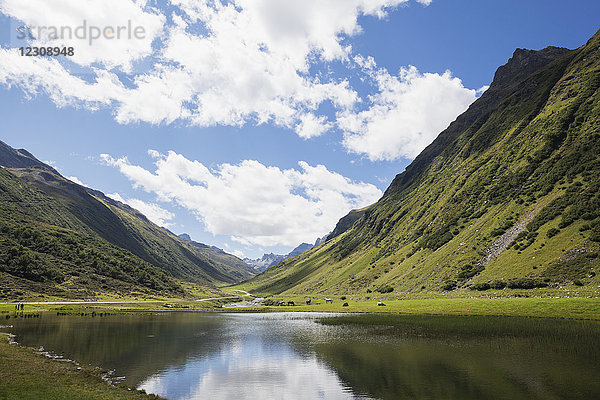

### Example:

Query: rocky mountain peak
xmin=491 ymin=46 xmax=571 ymax=89
xmin=0 ymin=140 xmax=54 ymax=171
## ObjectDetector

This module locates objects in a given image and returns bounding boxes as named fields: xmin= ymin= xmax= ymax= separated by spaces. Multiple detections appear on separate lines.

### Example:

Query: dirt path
xmin=197 ymin=290 xmax=252 ymax=302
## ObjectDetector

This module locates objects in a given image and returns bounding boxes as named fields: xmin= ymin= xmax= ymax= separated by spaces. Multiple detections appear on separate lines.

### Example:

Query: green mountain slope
xmin=243 ymin=30 xmax=600 ymax=296
xmin=0 ymin=143 xmax=255 ymax=300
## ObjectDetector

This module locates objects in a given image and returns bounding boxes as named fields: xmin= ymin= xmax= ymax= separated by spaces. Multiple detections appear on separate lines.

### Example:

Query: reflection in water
xmin=140 ymin=337 xmax=365 ymax=399
xmin=3 ymin=312 xmax=600 ymax=400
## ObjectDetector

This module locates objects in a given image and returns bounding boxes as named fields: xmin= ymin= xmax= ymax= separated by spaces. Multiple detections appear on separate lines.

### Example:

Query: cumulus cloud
xmin=66 ymin=175 xmax=87 ymax=187
xmin=0 ymin=0 xmax=482 ymax=162
xmin=0 ymin=49 xmax=126 ymax=108
xmin=0 ymin=0 xmax=417 ymax=132
xmin=107 ymin=192 xmax=175 ymax=228
xmin=338 ymin=60 xmax=482 ymax=161
xmin=0 ymin=0 xmax=164 ymax=72
xmin=101 ymin=151 xmax=382 ymax=247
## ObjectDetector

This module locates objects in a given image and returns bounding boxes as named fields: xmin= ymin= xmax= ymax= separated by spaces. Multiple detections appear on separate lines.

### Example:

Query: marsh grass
xmin=318 ymin=313 xmax=600 ymax=351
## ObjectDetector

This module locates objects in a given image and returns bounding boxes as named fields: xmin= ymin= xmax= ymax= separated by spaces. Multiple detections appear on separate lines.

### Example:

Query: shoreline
xmin=0 ymin=332 xmax=163 ymax=400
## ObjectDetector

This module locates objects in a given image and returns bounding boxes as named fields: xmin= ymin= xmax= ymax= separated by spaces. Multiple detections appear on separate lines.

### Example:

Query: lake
xmin=2 ymin=312 xmax=600 ymax=400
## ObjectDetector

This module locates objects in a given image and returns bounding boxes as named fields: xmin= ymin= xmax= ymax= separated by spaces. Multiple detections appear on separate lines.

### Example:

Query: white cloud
xmin=101 ymin=151 xmax=382 ymax=247
xmin=0 ymin=0 xmax=481 ymax=164
xmin=0 ymin=0 xmax=164 ymax=72
xmin=0 ymin=49 xmax=126 ymax=108
xmin=107 ymin=192 xmax=175 ymax=228
xmin=0 ymin=0 xmax=434 ymax=137
xmin=295 ymin=113 xmax=333 ymax=139
xmin=66 ymin=175 xmax=87 ymax=187
xmin=230 ymin=249 xmax=246 ymax=259
xmin=338 ymin=62 xmax=481 ymax=161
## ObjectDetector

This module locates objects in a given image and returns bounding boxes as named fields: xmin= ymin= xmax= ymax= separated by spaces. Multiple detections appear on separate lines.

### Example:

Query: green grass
xmin=317 ymin=312 xmax=600 ymax=340
xmin=2 ymin=293 xmax=600 ymax=320
xmin=0 ymin=333 xmax=162 ymax=400
xmin=223 ymin=296 xmax=600 ymax=320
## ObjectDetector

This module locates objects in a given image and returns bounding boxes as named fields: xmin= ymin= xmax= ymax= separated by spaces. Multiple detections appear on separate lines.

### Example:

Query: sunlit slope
xmin=244 ymin=30 xmax=600 ymax=296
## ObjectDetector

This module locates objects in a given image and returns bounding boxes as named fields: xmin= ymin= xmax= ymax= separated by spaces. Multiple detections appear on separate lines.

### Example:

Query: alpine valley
xmin=241 ymin=30 xmax=600 ymax=297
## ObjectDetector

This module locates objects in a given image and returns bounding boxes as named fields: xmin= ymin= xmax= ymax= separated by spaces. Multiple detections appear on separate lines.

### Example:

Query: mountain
xmin=244 ymin=253 xmax=286 ymax=272
xmin=0 ymin=142 xmax=255 ymax=300
xmin=177 ymin=233 xmax=253 ymax=278
xmin=244 ymin=238 xmax=327 ymax=272
xmin=242 ymin=30 xmax=600 ymax=296
xmin=178 ymin=233 xmax=192 ymax=242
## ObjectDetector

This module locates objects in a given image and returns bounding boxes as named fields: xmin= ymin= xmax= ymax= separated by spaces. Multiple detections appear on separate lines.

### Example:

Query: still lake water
xmin=3 ymin=312 xmax=600 ymax=400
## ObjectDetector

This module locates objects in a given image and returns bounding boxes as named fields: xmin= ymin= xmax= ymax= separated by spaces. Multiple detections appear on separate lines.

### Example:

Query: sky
xmin=0 ymin=0 xmax=598 ymax=259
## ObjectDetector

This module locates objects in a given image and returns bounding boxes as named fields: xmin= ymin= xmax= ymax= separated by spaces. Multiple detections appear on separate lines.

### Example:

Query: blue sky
xmin=0 ymin=0 xmax=598 ymax=258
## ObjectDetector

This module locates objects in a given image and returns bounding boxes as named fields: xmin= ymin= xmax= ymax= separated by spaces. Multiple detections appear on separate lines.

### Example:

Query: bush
xmin=441 ymin=280 xmax=457 ymax=291
xmin=376 ymin=285 xmax=394 ymax=294
xmin=471 ymin=282 xmax=491 ymax=291
xmin=507 ymin=278 xmax=548 ymax=289
xmin=546 ymin=228 xmax=560 ymax=238
xmin=457 ymin=264 xmax=484 ymax=280
xmin=340 ymin=296 xmax=347 ymax=300
xmin=490 ymin=280 xmax=507 ymax=289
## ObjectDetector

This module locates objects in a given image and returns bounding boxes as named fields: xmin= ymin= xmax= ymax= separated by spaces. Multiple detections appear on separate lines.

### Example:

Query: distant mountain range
xmin=0 ymin=141 xmax=255 ymax=300
xmin=244 ymin=236 xmax=328 ymax=272
xmin=243 ymin=29 xmax=600 ymax=296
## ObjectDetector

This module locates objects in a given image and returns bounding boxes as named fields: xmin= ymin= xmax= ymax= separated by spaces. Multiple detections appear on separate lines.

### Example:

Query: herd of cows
xmin=269 ymin=298 xmax=387 ymax=307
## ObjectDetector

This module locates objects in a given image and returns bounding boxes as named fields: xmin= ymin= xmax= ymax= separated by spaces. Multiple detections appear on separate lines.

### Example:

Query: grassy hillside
xmin=241 ymin=30 xmax=600 ymax=297
xmin=0 ymin=145 xmax=255 ymax=301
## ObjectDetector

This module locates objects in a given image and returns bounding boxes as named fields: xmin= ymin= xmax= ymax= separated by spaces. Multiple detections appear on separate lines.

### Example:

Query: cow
xmin=306 ymin=299 xmax=311 ymax=305
xmin=287 ymin=301 xmax=295 ymax=306
xmin=342 ymin=302 xmax=349 ymax=307
xmin=377 ymin=302 xmax=386 ymax=306
xmin=325 ymin=298 xmax=333 ymax=304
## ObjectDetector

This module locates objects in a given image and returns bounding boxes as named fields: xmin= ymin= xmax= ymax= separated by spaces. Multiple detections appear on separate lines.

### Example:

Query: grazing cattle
xmin=377 ymin=302 xmax=386 ymax=306
xmin=287 ymin=301 xmax=295 ymax=306
xmin=325 ymin=298 xmax=333 ymax=304
xmin=342 ymin=302 xmax=349 ymax=307
xmin=306 ymin=299 xmax=311 ymax=305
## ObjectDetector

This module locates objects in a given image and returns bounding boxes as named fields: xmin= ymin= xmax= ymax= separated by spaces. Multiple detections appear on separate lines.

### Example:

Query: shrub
xmin=340 ymin=296 xmax=347 ymax=300
xmin=547 ymin=228 xmax=560 ymax=238
xmin=507 ymin=278 xmax=548 ymax=289
xmin=376 ymin=285 xmax=394 ymax=294
xmin=441 ymin=280 xmax=457 ymax=291
xmin=471 ymin=283 xmax=491 ymax=291
xmin=457 ymin=264 xmax=484 ymax=280
xmin=490 ymin=280 xmax=507 ymax=289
